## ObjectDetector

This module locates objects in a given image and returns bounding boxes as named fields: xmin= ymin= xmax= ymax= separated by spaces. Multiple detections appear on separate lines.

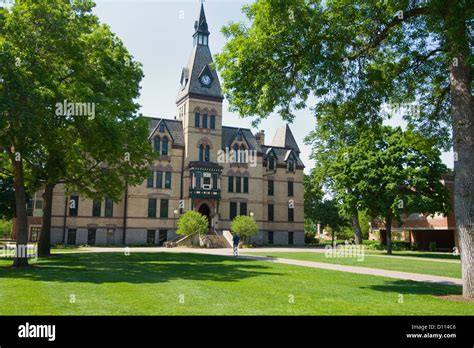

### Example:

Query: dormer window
xmin=159 ymin=124 xmax=165 ymax=133
xmin=288 ymin=159 xmax=295 ymax=172
xmin=268 ymin=156 xmax=275 ymax=170
xmin=237 ymin=132 xmax=243 ymax=141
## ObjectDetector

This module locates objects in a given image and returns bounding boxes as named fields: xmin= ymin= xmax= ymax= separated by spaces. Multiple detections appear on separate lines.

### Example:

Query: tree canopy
xmin=176 ymin=211 xmax=209 ymax=237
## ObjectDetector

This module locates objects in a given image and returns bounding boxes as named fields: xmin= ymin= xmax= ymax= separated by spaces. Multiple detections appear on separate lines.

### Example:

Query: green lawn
xmin=243 ymin=252 xmax=462 ymax=279
xmin=0 ymin=252 xmax=472 ymax=315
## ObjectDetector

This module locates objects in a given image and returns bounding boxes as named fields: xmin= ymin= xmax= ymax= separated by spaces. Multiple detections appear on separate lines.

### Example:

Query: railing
xmin=221 ymin=230 xmax=233 ymax=248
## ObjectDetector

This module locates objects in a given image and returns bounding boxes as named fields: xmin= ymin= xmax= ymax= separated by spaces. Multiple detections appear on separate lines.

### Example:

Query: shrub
xmin=231 ymin=215 xmax=258 ymax=241
xmin=176 ymin=211 xmax=208 ymax=236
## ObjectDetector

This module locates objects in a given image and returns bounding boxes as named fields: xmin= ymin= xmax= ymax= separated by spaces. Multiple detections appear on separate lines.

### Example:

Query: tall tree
xmin=0 ymin=0 xmax=154 ymax=263
xmin=332 ymin=126 xmax=450 ymax=254
xmin=305 ymin=114 xmax=369 ymax=244
xmin=215 ymin=0 xmax=474 ymax=297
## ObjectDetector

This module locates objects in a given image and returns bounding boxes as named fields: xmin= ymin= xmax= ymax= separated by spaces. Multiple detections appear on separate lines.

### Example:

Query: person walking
xmin=232 ymin=234 xmax=240 ymax=257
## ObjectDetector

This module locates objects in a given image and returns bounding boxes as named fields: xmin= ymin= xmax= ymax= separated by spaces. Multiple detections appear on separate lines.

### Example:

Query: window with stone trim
xmin=195 ymin=112 xmax=200 ymax=127
xmin=230 ymin=202 xmax=237 ymax=220
xmin=160 ymin=199 xmax=169 ymax=218
xmin=210 ymin=115 xmax=216 ymax=129
xmin=156 ymin=171 xmax=163 ymax=188
xmin=288 ymin=181 xmax=294 ymax=197
xmin=243 ymin=177 xmax=249 ymax=193
xmin=162 ymin=137 xmax=169 ymax=156
xmin=148 ymin=198 xmax=157 ymax=218
xmin=228 ymin=176 xmax=234 ymax=192
xmin=165 ymin=172 xmax=172 ymax=189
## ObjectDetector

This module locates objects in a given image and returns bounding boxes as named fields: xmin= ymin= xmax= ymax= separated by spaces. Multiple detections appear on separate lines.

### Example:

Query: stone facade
xmin=18 ymin=5 xmax=305 ymax=246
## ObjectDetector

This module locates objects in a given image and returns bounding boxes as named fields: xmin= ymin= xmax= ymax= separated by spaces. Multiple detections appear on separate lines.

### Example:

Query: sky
xmin=92 ymin=0 xmax=453 ymax=173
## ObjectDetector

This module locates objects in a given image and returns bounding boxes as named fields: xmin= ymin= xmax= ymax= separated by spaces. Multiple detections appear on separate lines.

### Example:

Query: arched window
xmin=153 ymin=137 xmax=160 ymax=153
xmin=233 ymin=144 xmax=239 ymax=163
xmin=199 ymin=144 xmax=204 ymax=161
xmin=159 ymin=123 xmax=165 ymax=133
xmin=239 ymin=145 xmax=246 ymax=163
xmin=162 ymin=138 xmax=169 ymax=156
xmin=205 ymin=145 xmax=210 ymax=162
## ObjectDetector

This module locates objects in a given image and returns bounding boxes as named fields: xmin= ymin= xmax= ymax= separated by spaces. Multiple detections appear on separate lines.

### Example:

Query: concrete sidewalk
xmin=57 ymin=246 xmax=462 ymax=287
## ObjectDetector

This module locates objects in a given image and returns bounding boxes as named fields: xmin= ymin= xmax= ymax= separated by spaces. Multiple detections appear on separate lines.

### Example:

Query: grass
xmin=0 ymin=252 xmax=472 ymax=315
xmin=243 ymin=252 xmax=462 ymax=279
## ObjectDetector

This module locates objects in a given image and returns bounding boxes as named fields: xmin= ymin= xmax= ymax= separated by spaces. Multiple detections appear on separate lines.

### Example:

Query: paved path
xmin=57 ymin=246 xmax=462 ymax=287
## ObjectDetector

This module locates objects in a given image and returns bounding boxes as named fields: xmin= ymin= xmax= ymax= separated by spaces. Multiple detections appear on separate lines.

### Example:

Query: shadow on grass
xmin=362 ymin=279 xmax=463 ymax=297
xmin=0 ymin=252 xmax=281 ymax=285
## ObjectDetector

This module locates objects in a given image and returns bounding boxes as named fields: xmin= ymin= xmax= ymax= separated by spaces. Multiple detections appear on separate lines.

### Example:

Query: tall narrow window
xmin=26 ymin=199 xmax=34 ymax=216
xmin=147 ymin=171 xmax=154 ymax=188
xmin=240 ymin=202 xmax=247 ymax=216
xmin=88 ymin=229 xmax=96 ymax=245
xmin=165 ymin=172 xmax=172 ymax=189
xmin=92 ymin=199 xmax=101 ymax=217
xmin=154 ymin=137 xmax=160 ymax=153
xmin=288 ymin=181 xmax=294 ymax=197
xmin=288 ymin=207 xmax=294 ymax=222
xmin=69 ymin=196 xmax=79 ymax=216
xmin=288 ymin=232 xmax=294 ymax=245
xmin=195 ymin=172 xmax=202 ymax=188
xmin=210 ymin=115 xmax=216 ymax=129
xmin=199 ymin=144 xmax=204 ymax=161
xmin=268 ymin=157 xmax=275 ymax=170
xmin=268 ymin=180 xmax=274 ymax=196
xmin=162 ymin=138 xmax=169 ymax=156
xmin=230 ymin=202 xmax=237 ymax=220
xmin=147 ymin=230 xmax=156 ymax=245
xmin=156 ymin=171 xmax=163 ymax=188
xmin=195 ymin=112 xmax=200 ymax=127
xmin=205 ymin=145 xmax=210 ymax=162
xmin=228 ymin=176 xmax=234 ymax=192
xmin=159 ymin=123 xmax=165 ymax=133
xmin=105 ymin=198 xmax=114 ymax=217
xmin=239 ymin=145 xmax=246 ymax=163
xmin=268 ymin=231 xmax=274 ymax=245
xmin=237 ymin=132 xmax=243 ymax=141
xmin=212 ymin=174 xmax=218 ymax=189
xmin=268 ymin=204 xmax=274 ymax=221
xmin=160 ymin=199 xmax=169 ymax=218
xmin=148 ymin=198 xmax=157 ymax=218
xmin=288 ymin=159 xmax=295 ymax=172
xmin=235 ymin=176 xmax=241 ymax=193
xmin=233 ymin=144 xmax=239 ymax=162
xmin=243 ymin=177 xmax=249 ymax=193
xmin=202 ymin=114 xmax=208 ymax=128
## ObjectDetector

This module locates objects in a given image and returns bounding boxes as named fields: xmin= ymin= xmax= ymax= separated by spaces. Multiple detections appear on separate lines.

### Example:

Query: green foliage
xmin=303 ymin=174 xmax=349 ymax=232
xmin=176 ymin=211 xmax=208 ymax=236
xmin=358 ymin=210 xmax=371 ymax=240
xmin=230 ymin=215 xmax=259 ymax=238
xmin=0 ymin=219 xmax=12 ymax=238
xmin=332 ymin=126 xmax=450 ymax=225
xmin=0 ymin=176 xmax=15 ymax=220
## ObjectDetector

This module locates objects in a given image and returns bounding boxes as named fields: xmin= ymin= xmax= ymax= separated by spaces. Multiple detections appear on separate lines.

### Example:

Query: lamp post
xmin=249 ymin=211 xmax=254 ymax=245
xmin=173 ymin=209 xmax=179 ymax=231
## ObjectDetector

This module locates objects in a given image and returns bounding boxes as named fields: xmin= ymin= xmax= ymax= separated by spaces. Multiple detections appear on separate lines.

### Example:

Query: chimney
xmin=255 ymin=130 xmax=265 ymax=146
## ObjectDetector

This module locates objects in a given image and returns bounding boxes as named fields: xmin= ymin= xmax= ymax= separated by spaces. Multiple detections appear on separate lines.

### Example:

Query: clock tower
xmin=176 ymin=3 xmax=224 ymax=219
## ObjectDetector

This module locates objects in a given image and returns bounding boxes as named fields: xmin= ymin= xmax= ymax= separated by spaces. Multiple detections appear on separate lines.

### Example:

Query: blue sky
xmin=93 ymin=0 xmax=453 ymax=173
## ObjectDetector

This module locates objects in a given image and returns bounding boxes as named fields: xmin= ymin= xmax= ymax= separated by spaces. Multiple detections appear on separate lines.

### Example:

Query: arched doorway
xmin=198 ymin=204 xmax=212 ymax=232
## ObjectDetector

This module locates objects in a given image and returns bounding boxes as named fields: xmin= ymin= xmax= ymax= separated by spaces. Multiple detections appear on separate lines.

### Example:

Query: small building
xmin=369 ymin=174 xmax=457 ymax=251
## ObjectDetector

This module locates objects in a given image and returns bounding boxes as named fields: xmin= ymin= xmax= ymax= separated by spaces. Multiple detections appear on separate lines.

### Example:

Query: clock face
xmin=201 ymin=75 xmax=211 ymax=86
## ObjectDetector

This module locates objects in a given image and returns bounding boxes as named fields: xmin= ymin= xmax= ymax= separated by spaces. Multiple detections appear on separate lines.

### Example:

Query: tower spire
xmin=193 ymin=3 xmax=210 ymax=46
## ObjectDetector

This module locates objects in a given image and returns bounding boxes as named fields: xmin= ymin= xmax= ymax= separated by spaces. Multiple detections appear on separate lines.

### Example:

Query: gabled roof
xmin=147 ymin=117 xmax=185 ymax=147
xmin=221 ymin=126 xmax=263 ymax=153
xmin=261 ymin=145 xmax=305 ymax=168
xmin=271 ymin=124 xmax=301 ymax=153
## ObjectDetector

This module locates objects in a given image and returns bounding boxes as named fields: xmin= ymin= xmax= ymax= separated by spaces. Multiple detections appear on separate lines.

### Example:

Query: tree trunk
xmin=11 ymin=156 xmax=29 ymax=268
xmin=385 ymin=217 xmax=392 ymax=255
xmin=450 ymin=52 xmax=474 ymax=298
xmin=38 ymin=183 xmax=55 ymax=257
xmin=445 ymin=3 xmax=474 ymax=298
xmin=352 ymin=211 xmax=363 ymax=245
